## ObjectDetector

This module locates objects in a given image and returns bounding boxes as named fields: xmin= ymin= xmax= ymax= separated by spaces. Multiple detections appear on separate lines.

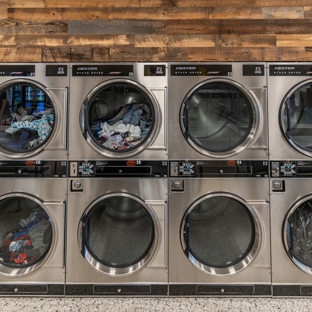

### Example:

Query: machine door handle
xmin=184 ymin=97 xmax=190 ymax=133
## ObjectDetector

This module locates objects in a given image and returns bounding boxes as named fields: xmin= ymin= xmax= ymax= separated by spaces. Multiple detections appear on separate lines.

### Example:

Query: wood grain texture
xmin=220 ymin=20 xmax=312 ymax=34
xmin=2 ymin=2 xmax=312 ymax=61
xmin=0 ymin=4 xmax=8 ymax=19
xmin=135 ymin=35 xmax=216 ymax=48
xmin=94 ymin=46 xmax=188 ymax=61
xmin=68 ymin=20 xmax=166 ymax=35
xmin=209 ymin=7 xmax=304 ymax=19
xmin=166 ymin=20 xmax=220 ymax=35
xmin=8 ymin=8 xmax=211 ymax=21
xmin=276 ymin=34 xmax=312 ymax=47
xmin=219 ymin=35 xmax=276 ymax=47
xmin=69 ymin=47 xmax=93 ymax=62
xmin=68 ymin=35 xmax=134 ymax=46
xmin=0 ymin=48 xmax=42 ymax=62
xmin=0 ymin=21 xmax=67 ymax=35
xmin=0 ymin=1 xmax=45 ymax=8
xmin=40 ymin=1 xmax=312 ymax=8
xmin=188 ymin=47 xmax=307 ymax=61
xmin=42 ymin=47 xmax=71 ymax=62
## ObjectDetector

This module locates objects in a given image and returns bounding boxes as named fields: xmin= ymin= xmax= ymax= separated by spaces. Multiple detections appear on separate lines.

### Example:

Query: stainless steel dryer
xmin=66 ymin=160 xmax=168 ymax=296
xmin=271 ymin=161 xmax=312 ymax=297
xmin=268 ymin=63 xmax=312 ymax=160
xmin=68 ymin=63 xmax=167 ymax=161
xmin=168 ymin=63 xmax=268 ymax=160
xmin=0 ymin=64 xmax=68 ymax=160
xmin=168 ymin=160 xmax=271 ymax=297
xmin=0 ymin=161 xmax=67 ymax=296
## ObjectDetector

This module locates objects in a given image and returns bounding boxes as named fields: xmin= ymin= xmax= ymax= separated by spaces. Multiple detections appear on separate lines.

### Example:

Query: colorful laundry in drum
xmin=3 ymin=108 xmax=54 ymax=150
xmin=91 ymin=102 xmax=152 ymax=151
xmin=0 ymin=207 xmax=52 ymax=266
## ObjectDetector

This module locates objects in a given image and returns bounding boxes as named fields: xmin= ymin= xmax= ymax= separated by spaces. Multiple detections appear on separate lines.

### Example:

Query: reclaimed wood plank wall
xmin=1 ymin=0 xmax=312 ymax=62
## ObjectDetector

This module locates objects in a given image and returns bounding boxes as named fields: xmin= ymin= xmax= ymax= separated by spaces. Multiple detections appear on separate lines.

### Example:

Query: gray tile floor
xmin=1 ymin=297 xmax=312 ymax=312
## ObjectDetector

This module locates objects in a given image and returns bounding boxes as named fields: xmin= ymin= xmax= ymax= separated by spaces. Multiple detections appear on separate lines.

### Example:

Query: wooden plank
xmin=188 ymin=47 xmax=251 ymax=61
xmin=144 ymin=0 xmax=312 ymax=7
xmin=94 ymin=46 xmax=188 ymax=61
xmin=0 ymin=48 xmax=41 ymax=62
xmin=220 ymin=19 xmax=312 ymax=34
xmin=166 ymin=20 xmax=220 ymax=35
xmin=68 ymin=35 xmax=134 ymax=47
xmin=40 ymin=0 xmax=312 ymax=8
xmin=4 ymin=0 xmax=312 ymax=8
xmin=262 ymin=7 xmax=304 ymax=19
xmin=0 ymin=4 xmax=8 ymax=19
xmin=44 ymin=0 xmax=141 ymax=8
xmin=8 ymin=8 xmax=211 ymax=21
xmin=0 ymin=1 xmax=45 ymax=8
xmin=219 ymin=35 xmax=276 ymax=47
xmin=304 ymin=6 xmax=312 ymax=18
xmin=209 ymin=7 xmax=263 ymax=19
xmin=0 ymin=35 xmax=133 ymax=47
xmin=42 ymin=47 xmax=71 ymax=62
xmin=276 ymin=34 xmax=312 ymax=47
xmin=8 ymin=8 xmax=109 ymax=21
xmin=135 ymin=35 xmax=216 ymax=48
xmin=12 ymin=35 xmax=68 ymax=47
xmin=209 ymin=7 xmax=304 ymax=19
xmin=68 ymin=20 xmax=166 ymax=35
xmin=187 ymin=47 xmax=307 ymax=61
xmin=0 ymin=21 xmax=67 ymax=35
xmin=70 ymin=47 xmax=94 ymax=62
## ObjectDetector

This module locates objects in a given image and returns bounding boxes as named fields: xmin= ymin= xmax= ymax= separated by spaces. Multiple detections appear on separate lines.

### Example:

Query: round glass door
xmin=0 ymin=194 xmax=53 ymax=275
xmin=0 ymin=80 xmax=56 ymax=158
xmin=79 ymin=193 xmax=158 ymax=275
xmin=280 ymin=81 xmax=312 ymax=156
xmin=284 ymin=196 xmax=312 ymax=274
xmin=182 ymin=193 xmax=261 ymax=275
xmin=81 ymin=80 xmax=160 ymax=158
xmin=181 ymin=79 xmax=258 ymax=158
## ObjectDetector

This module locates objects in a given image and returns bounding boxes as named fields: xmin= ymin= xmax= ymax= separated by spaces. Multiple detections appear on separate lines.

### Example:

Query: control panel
xmin=271 ymin=161 xmax=312 ymax=177
xmin=0 ymin=161 xmax=67 ymax=177
xmin=69 ymin=160 xmax=168 ymax=178
xmin=170 ymin=160 xmax=269 ymax=178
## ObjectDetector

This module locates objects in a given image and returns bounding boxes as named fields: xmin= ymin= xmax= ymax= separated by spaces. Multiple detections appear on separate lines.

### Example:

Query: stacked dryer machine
xmin=0 ymin=63 xmax=68 ymax=296
xmin=66 ymin=63 xmax=169 ymax=296
xmin=268 ymin=63 xmax=312 ymax=297
xmin=168 ymin=62 xmax=271 ymax=296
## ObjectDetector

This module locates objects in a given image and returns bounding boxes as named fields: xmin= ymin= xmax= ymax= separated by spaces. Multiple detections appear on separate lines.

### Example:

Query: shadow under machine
xmin=168 ymin=160 xmax=271 ymax=297
xmin=268 ymin=63 xmax=312 ymax=296
xmin=0 ymin=64 xmax=68 ymax=296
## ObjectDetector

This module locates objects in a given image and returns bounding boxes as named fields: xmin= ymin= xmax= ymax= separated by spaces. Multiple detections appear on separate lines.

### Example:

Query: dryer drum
xmin=181 ymin=79 xmax=258 ymax=157
xmin=280 ymin=82 xmax=312 ymax=156
xmin=0 ymin=81 xmax=56 ymax=156
xmin=0 ymin=195 xmax=53 ymax=275
xmin=285 ymin=197 xmax=312 ymax=274
xmin=182 ymin=194 xmax=261 ymax=275
xmin=79 ymin=194 xmax=158 ymax=275
xmin=83 ymin=81 xmax=158 ymax=158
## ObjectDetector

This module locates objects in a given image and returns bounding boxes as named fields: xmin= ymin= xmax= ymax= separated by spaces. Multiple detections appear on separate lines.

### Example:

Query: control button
xmin=74 ymin=181 xmax=81 ymax=188
xmin=171 ymin=179 xmax=184 ymax=191
xmin=272 ymin=180 xmax=284 ymax=192
xmin=71 ymin=180 xmax=83 ymax=192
